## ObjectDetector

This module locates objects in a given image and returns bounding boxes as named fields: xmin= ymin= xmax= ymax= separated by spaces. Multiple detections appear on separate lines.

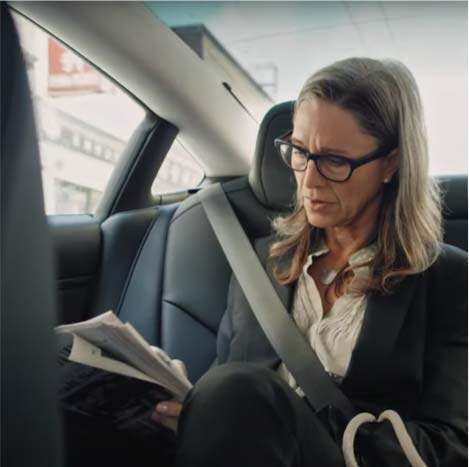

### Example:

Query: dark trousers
xmin=62 ymin=410 xmax=177 ymax=467
xmin=176 ymin=362 xmax=345 ymax=467
xmin=63 ymin=363 xmax=344 ymax=467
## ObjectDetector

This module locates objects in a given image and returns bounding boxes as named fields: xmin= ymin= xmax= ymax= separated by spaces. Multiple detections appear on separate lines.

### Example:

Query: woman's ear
xmin=383 ymin=149 xmax=400 ymax=182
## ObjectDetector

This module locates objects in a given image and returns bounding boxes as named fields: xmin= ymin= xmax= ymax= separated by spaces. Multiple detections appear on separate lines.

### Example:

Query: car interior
xmin=2 ymin=2 xmax=467 ymax=466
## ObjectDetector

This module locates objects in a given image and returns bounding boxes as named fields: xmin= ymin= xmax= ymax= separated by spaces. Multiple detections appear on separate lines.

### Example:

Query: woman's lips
xmin=304 ymin=197 xmax=334 ymax=209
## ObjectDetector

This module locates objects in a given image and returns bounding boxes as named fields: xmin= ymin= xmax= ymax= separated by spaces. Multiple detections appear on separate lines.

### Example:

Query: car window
xmin=13 ymin=12 xmax=146 ymax=215
xmin=151 ymin=139 xmax=204 ymax=196
xmin=147 ymin=1 xmax=467 ymax=176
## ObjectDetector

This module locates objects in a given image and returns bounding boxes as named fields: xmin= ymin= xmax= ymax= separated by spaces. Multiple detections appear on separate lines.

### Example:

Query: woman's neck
xmin=323 ymin=199 xmax=380 ymax=261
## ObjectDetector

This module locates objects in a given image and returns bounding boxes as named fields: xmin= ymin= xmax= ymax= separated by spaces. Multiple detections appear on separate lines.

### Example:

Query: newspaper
xmin=55 ymin=311 xmax=192 ymax=401
xmin=56 ymin=312 xmax=193 ymax=439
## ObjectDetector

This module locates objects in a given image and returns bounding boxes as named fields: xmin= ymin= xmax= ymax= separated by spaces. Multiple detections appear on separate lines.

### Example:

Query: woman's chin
xmin=305 ymin=211 xmax=337 ymax=229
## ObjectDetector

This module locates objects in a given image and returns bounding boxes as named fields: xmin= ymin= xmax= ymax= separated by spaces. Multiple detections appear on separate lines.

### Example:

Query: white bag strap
xmin=342 ymin=409 xmax=427 ymax=467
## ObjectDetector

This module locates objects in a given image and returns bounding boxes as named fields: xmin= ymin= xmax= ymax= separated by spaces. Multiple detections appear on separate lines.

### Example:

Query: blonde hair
xmin=270 ymin=57 xmax=442 ymax=294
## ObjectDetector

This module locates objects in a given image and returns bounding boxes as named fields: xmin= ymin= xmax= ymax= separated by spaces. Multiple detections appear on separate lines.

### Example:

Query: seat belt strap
xmin=199 ymin=183 xmax=357 ymax=419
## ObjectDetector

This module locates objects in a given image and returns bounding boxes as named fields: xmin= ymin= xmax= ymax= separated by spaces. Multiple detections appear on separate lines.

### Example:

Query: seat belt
xmin=199 ymin=183 xmax=357 ymax=419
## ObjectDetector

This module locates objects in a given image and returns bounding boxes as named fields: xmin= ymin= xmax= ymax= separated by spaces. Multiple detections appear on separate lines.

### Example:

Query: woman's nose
xmin=303 ymin=159 xmax=326 ymax=188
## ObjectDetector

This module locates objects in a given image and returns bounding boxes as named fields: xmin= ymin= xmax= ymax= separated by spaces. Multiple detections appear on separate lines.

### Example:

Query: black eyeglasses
xmin=274 ymin=131 xmax=396 ymax=183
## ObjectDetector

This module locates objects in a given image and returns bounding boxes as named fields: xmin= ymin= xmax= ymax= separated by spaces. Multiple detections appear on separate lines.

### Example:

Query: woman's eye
xmin=292 ymin=149 xmax=305 ymax=159
xmin=290 ymin=149 xmax=306 ymax=168
xmin=326 ymin=156 xmax=348 ymax=166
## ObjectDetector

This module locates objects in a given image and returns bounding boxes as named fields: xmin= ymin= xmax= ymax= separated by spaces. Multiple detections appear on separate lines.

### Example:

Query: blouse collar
xmin=303 ymin=236 xmax=378 ymax=274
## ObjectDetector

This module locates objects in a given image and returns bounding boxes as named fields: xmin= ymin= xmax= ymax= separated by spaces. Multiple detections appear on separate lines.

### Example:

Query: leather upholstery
xmin=249 ymin=101 xmax=296 ymax=211
xmin=118 ymin=205 xmax=178 ymax=345
xmin=90 ymin=207 xmax=158 ymax=318
xmin=90 ymin=205 xmax=178 ymax=347
xmin=440 ymin=175 xmax=468 ymax=251
xmin=160 ymin=177 xmax=277 ymax=382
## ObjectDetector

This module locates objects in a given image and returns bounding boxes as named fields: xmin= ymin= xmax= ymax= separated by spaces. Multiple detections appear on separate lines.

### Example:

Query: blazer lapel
xmin=252 ymin=234 xmax=420 ymax=394
xmin=341 ymin=274 xmax=419 ymax=395
xmin=254 ymin=234 xmax=294 ymax=312
xmin=236 ymin=235 xmax=294 ymax=367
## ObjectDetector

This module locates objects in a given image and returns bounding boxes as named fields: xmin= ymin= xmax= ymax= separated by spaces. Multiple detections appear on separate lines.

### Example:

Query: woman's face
xmin=292 ymin=98 xmax=397 ymax=230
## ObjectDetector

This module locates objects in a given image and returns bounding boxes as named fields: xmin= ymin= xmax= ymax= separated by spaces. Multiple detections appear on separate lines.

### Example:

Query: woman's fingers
xmin=171 ymin=359 xmax=188 ymax=378
xmin=152 ymin=399 xmax=183 ymax=434
xmin=151 ymin=363 xmax=186 ymax=435
xmin=155 ymin=399 xmax=183 ymax=417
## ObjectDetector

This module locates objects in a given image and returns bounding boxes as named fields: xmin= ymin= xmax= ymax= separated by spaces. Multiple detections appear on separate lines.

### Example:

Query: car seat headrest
xmin=249 ymin=101 xmax=296 ymax=212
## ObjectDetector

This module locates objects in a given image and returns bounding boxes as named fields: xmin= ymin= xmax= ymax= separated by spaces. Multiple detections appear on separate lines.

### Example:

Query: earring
xmin=384 ymin=178 xmax=390 ymax=183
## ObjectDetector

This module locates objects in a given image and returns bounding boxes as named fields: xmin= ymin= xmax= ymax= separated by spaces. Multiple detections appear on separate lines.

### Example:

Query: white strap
xmin=342 ymin=409 xmax=427 ymax=467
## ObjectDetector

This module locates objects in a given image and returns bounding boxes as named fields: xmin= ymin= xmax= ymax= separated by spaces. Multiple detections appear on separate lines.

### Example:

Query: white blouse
xmin=277 ymin=239 xmax=377 ymax=397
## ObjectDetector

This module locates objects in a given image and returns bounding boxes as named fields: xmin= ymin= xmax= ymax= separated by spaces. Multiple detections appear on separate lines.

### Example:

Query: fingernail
xmin=157 ymin=404 xmax=168 ymax=413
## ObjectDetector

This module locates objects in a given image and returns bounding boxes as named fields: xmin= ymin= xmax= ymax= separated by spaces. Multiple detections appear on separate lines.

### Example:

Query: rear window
xmin=151 ymin=139 xmax=204 ymax=196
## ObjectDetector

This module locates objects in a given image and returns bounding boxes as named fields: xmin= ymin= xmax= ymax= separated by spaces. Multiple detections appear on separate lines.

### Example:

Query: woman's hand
xmin=152 ymin=399 xmax=183 ymax=433
xmin=151 ymin=359 xmax=187 ymax=434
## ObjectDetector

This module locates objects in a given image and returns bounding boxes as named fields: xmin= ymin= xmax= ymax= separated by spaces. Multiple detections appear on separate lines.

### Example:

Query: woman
xmin=154 ymin=58 xmax=467 ymax=466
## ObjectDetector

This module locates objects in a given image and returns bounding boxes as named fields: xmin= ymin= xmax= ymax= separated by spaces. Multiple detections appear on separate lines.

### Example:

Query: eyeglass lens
xmin=279 ymin=143 xmax=351 ymax=181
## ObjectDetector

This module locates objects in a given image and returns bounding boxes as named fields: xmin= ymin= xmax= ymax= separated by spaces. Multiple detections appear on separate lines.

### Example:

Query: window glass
xmin=151 ymin=139 xmax=204 ymax=195
xmin=14 ymin=13 xmax=146 ymax=215
xmin=147 ymin=1 xmax=467 ymax=176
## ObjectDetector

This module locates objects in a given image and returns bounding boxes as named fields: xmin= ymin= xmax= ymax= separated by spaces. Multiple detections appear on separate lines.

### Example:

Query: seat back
xmin=1 ymin=6 xmax=62 ymax=466
xmin=440 ymin=175 xmax=467 ymax=251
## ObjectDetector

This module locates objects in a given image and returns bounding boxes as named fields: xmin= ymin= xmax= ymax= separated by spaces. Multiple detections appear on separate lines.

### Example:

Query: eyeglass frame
xmin=274 ymin=130 xmax=397 ymax=183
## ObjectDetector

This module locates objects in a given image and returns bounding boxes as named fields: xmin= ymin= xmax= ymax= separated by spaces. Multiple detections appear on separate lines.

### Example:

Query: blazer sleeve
xmin=215 ymin=276 xmax=236 ymax=366
xmin=357 ymin=245 xmax=468 ymax=467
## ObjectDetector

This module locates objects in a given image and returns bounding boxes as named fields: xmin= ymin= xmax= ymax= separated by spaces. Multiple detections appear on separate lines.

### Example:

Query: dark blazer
xmin=216 ymin=237 xmax=468 ymax=466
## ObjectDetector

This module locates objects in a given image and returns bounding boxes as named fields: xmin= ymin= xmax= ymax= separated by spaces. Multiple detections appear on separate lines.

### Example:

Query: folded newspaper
xmin=55 ymin=311 xmax=192 ymax=438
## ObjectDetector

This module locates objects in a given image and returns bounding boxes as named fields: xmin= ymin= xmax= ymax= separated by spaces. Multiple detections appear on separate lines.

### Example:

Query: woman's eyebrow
xmin=290 ymin=137 xmax=349 ymax=155
xmin=291 ymin=136 xmax=305 ymax=146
